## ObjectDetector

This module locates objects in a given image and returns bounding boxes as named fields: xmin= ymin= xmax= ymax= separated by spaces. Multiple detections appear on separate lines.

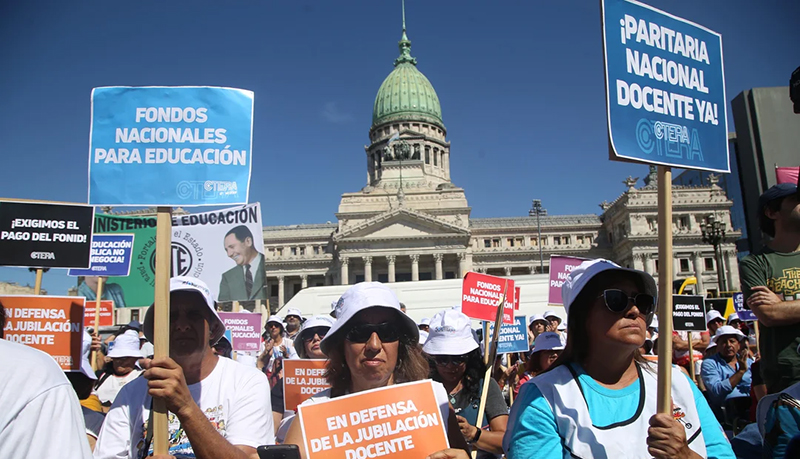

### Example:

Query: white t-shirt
xmin=0 ymin=339 xmax=93 ymax=459
xmin=93 ymin=355 xmax=274 ymax=458
xmin=95 ymin=369 xmax=142 ymax=405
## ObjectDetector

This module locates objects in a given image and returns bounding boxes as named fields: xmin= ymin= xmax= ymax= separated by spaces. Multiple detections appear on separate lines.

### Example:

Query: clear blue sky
xmin=1 ymin=0 xmax=797 ymax=295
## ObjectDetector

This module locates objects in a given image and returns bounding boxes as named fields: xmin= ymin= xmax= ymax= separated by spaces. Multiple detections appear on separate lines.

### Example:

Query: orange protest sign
xmin=297 ymin=380 xmax=448 ymax=459
xmin=284 ymin=359 xmax=330 ymax=411
xmin=83 ymin=300 xmax=114 ymax=328
xmin=1 ymin=295 xmax=85 ymax=370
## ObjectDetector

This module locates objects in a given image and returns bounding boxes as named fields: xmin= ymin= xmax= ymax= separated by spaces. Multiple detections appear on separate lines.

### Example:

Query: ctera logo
xmin=149 ymin=241 xmax=194 ymax=277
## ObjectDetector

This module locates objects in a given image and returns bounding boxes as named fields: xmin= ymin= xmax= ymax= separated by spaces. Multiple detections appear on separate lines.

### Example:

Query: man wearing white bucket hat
xmin=701 ymin=325 xmax=753 ymax=418
xmin=94 ymin=329 xmax=143 ymax=410
xmin=527 ymin=314 xmax=548 ymax=345
xmin=419 ymin=317 xmax=431 ymax=332
xmin=93 ymin=276 xmax=274 ymax=459
xmin=283 ymin=282 xmax=468 ymax=458
xmin=424 ymin=308 xmax=508 ymax=457
xmin=284 ymin=307 xmax=303 ymax=340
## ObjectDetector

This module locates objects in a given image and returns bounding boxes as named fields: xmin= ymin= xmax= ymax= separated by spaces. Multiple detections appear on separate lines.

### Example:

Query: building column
xmin=434 ymin=254 xmax=443 ymax=280
xmin=387 ymin=255 xmax=396 ymax=283
xmin=644 ymin=254 xmax=655 ymax=275
xmin=691 ymin=251 xmax=705 ymax=295
xmin=458 ymin=253 xmax=467 ymax=278
xmin=529 ymin=265 xmax=536 ymax=275
xmin=504 ymin=266 xmax=512 ymax=276
xmin=300 ymin=274 xmax=308 ymax=289
xmin=634 ymin=253 xmax=645 ymax=272
xmin=724 ymin=249 xmax=736 ymax=293
xmin=340 ymin=257 xmax=349 ymax=285
xmin=278 ymin=275 xmax=285 ymax=307
xmin=363 ymin=256 xmax=373 ymax=282
xmin=410 ymin=254 xmax=419 ymax=281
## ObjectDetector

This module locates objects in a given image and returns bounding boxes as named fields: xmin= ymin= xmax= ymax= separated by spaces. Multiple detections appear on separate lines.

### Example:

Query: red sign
xmin=83 ymin=300 xmax=114 ymax=328
xmin=461 ymin=272 xmax=515 ymax=324
xmin=514 ymin=287 xmax=521 ymax=310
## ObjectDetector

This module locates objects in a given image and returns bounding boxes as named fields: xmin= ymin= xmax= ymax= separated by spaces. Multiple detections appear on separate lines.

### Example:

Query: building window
xmin=299 ymin=247 xmax=305 ymax=256
xmin=130 ymin=310 xmax=140 ymax=322
xmin=270 ymin=285 xmax=279 ymax=297
xmin=680 ymin=259 xmax=690 ymax=273
xmin=618 ymin=224 xmax=627 ymax=237
xmin=492 ymin=239 xmax=500 ymax=248
xmin=554 ymin=236 xmax=561 ymax=245
xmin=577 ymin=236 xmax=584 ymax=245
xmin=530 ymin=237 xmax=538 ymax=246
xmin=508 ymin=238 xmax=515 ymax=247
xmin=277 ymin=247 xmax=283 ymax=256
xmin=433 ymin=148 xmax=438 ymax=166
xmin=647 ymin=217 xmax=657 ymax=231
xmin=563 ymin=236 xmax=570 ymax=245
xmin=291 ymin=247 xmax=297 ymax=256
xmin=483 ymin=239 xmax=491 ymax=248
xmin=541 ymin=237 xmax=548 ymax=246
xmin=516 ymin=237 xmax=525 ymax=247
xmin=425 ymin=147 xmax=430 ymax=164
xmin=677 ymin=216 xmax=690 ymax=230
xmin=445 ymin=271 xmax=456 ymax=279
xmin=705 ymin=258 xmax=714 ymax=271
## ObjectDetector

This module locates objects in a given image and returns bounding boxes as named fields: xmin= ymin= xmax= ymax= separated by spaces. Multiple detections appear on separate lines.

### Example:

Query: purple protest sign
xmin=548 ymin=256 xmax=588 ymax=305
xmin=219 ymin=312 xmax=262 ymax=351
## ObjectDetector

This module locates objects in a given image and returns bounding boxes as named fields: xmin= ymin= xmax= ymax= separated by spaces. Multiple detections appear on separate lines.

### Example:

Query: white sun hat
xmin=293 ymin=315 xmax=336 ymax=356
xmin=320 ymin=282 xmax=418 ymax=355
xmin=423 ymin=308 xmax=480 ymax=356
xmin=543 ymin=310 xmax=563 ymax=324
xmin=706 ymin=309 xmax=724 ymax=325
xmin=527 ymin=314 xmax=548 ymax=328
xmin=727 ymin=312 xmax=741 ymax=324
xmin=649 ymin=315 xmax=660 ymax=330
xmin=419 ymin=330 xmax=429 ymax=345
xmin=107 ymin=329 xmax=144 ymax=359
xmin=557 ymin=321 xmax=567 ymax=332
xmin=144 ymin=276 xmax=225 ymax=344
xmin=713 ymin=325 xmax=747 ymax=343
xmin=561 ymin=258 xmax=657 ymax=319
xmin=419 ymin=318 xmax=431 ymax=326
xmin=70 ymin=330 xmax=98 ymax=380
xmin=530 ymin=332 xmax=565 ymax=355
xmin=285 ymin=308 xmax=303 ymax=320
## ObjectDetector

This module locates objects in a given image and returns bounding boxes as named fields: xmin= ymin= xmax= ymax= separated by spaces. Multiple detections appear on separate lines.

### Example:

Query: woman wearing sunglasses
xmin=514 ymin=331 xmax=563 ymax=399
xmin=284 ymin=282 xmax=469 ymax=457
xmin=504 ymin=259 xmax=734 ymax=459
xmin=293 ymin=315 xmax=335 ymax=359
xmin=424 ymin=308 xmax=508 ymax=458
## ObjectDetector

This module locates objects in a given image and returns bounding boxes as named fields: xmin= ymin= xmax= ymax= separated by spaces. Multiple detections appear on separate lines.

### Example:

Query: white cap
xmin=527 ymin=314 xmax=548 ymax=327
xmin=543 ymin=310 xmax=563 ymax=323
xmin=706 ymin=309 xmax=724 ymax=325
xmin=418 ymin=330 xmax=429 ymax=345
xmin=320 ymin=282 xmax=418 ymax=355
xmin=531 ymin=332 xmax=564 ymax=355
xmin=294 ymin=315 xmax=336 ymax=356
xmin=561 ymin=258 xmax=657 ymax=319
xmin=144 ymin=276 xmax=225 ymax=344
xmin=107 ymin=329 xmax=144 ymax=359
xmin=557 ymin=321 xmax=566 ymax=331
xmin=727 ymin=312 xmax=741 ymax=324
xmin=419 ymin=318 xmax=431 ymax=326
xmin=423 ymin=309 xmax=480 ymax=356
xmin=70 ymin=330 xmax=97 ymax=380
xmin=713 ymin=325 xmax=747 ymax=342
xmin=285 ymin=308 xmax=303 ymax=320
xmin=266 ymin=315 xmax=284 ymax=327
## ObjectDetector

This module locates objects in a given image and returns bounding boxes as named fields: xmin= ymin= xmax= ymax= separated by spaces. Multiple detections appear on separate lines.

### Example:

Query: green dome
xmin=372 ymin=31 xmax=444 ymax=130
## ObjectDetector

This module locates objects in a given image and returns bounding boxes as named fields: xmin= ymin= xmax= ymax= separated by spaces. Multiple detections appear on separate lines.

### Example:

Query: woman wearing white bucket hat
xmin=504 ymin=258 xmax=734 ymax=459
xmin=514 ymin=332 xmax=563 ymax=398
xmin=424 ymin=308 xmax=508 ymax=458
xmin=283 ymin=282 xmax=469 ymax=457
xmin=94 ymin=329 xmax=143 ymax=412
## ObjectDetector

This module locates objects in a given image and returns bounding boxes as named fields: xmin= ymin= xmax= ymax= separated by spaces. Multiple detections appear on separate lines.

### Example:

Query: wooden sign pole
xmin=91 ymin=277 xmax=105 ymax=371
xmin=152 ymin=207 xmax=172 ymax=456
xmin=656 ymin=166 xmax=674 ymax=415
xmin=687 ymin=331 xmax=695 ymax=382
xmin=33 ymin=268 xmax=44 ymax=295
xmin=472 ymin=282 xmax=508 ymax=459
xmin=233 ymin=300 xmax=240 ymax=313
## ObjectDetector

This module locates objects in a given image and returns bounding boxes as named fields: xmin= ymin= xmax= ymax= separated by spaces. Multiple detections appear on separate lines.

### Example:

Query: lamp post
xmin=700 ymin=214 xmax=727 ymax=294
xmin=529 ymin=199 xmax=547 ymax=273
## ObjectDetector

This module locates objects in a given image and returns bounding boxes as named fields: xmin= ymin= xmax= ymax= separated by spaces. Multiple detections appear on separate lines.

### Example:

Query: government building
xmin=258 ymin=25 xmax=742 ymax=309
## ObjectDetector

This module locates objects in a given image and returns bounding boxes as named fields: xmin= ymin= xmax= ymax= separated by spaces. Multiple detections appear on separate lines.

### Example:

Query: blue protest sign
xmin=733 ymin=292 xmax=757 ymax=322
xmin=88 ymin=86 xmax=254 ymax=206
xmin=602 ymin=0 xmax=728 ymax=172
xmin=489 ymin=316 xmax=529 ymax=354
xmin=67 ymin=234 xmax=135 ymax=277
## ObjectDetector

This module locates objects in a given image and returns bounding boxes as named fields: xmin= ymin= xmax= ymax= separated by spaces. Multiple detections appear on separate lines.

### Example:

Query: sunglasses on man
xmin=345 ymin=322 xmax=401 ymax=343
xmin=597 ymin=289 xmax=656 ymax=316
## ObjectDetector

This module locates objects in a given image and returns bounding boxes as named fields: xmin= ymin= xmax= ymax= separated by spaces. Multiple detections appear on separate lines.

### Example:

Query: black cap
xmin=759 ymin=183 xmax=798 ymax=213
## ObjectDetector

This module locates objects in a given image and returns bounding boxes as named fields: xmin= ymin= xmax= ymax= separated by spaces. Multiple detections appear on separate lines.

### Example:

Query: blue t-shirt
xmin=503 ymin=363 xmax=734 ymax=459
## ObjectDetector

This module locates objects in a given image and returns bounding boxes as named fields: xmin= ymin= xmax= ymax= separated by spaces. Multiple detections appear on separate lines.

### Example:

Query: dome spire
xmin=394 ymin=0 xmax=417 ymax=67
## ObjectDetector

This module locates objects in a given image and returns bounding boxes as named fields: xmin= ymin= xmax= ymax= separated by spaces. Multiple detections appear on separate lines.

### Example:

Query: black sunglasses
xmin=345 ymin=322 xmax=401 ymax=343
xmin=597 ymin=289 xmax=656 ymax=315
xmin=302 ymin=327 xmax=328 ymax=343
xmin=434 ymin=355 xmax=468 ymax=366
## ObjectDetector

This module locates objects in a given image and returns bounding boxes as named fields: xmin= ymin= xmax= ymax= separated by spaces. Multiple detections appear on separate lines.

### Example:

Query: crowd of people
xmin=0 ymin=182 xmax=798 ymax=459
